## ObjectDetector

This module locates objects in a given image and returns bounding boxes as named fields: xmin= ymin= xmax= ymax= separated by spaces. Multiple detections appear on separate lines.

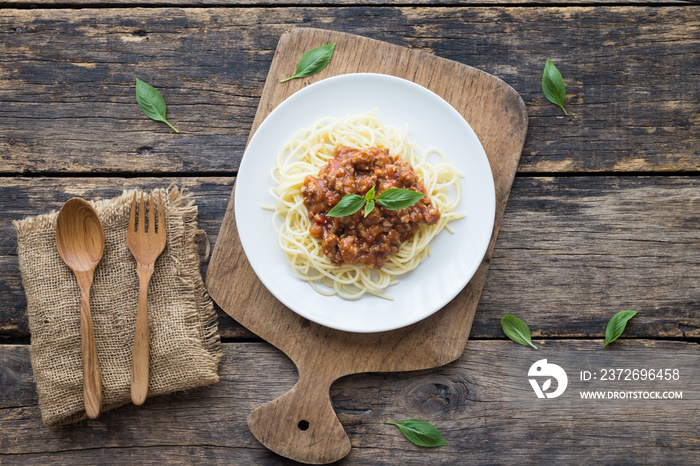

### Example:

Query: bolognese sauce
xmin=301 ymin=146 xmax=440 ymax=269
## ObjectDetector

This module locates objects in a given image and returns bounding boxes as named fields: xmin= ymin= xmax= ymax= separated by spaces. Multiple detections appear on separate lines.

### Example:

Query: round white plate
xmin=235 ymin=73 xmax=495 ymax=333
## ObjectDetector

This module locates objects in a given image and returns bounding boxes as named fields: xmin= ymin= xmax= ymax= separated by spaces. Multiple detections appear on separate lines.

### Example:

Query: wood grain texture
xmin=207 ymin=27 xmax=526 ymax=464
xmin=0 ymin=7 xmax=698 ymax=174
xmin=2 ymin=176 xmax=699 ymax=340
xmin=3 ymin=0 xmax=694 ymax=5
xmin=1 ymin=340 xmax=699 ymax=464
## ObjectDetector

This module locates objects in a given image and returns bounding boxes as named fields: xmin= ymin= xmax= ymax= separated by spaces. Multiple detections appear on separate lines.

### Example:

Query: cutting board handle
xmin=247 ymin=369 xmax=350 ymax=464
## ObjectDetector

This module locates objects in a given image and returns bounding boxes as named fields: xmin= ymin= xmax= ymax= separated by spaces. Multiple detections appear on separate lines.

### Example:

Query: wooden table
xmin=1 ymin=1 xmax=698 ymax=464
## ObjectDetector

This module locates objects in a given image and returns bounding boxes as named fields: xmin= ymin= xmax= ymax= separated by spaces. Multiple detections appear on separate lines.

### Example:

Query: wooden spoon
xmin=55 ymin=198 xmax=104 ymax=419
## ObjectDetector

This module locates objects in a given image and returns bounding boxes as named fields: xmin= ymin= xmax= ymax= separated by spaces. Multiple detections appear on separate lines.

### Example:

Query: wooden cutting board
xmin=206 ymin=28 xmax=527 ymax=464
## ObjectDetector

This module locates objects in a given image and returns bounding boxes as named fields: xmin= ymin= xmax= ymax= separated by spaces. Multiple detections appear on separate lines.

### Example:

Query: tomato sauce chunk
xmin=301 ymin=146 xmax=440 ymax=269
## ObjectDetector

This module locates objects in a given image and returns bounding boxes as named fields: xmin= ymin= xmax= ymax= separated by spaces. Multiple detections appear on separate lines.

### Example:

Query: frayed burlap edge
xmin=155 ymin=186 xmax=222 ymax=378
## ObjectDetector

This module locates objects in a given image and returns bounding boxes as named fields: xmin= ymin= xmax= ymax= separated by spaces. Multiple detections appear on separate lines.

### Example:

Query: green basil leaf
xmin=541 ymin=58 xmax=568 ymax=116
xmin=280 ymin=43 xmax=336 ymax=83
xmin=364 ymin=199 xmax=375 ymax=218
xmin=327 ymin=194 xmax=365 ymax=217
xmin=365 ymin=185 xmax=375 ymax=201
xmin=386 ymin=419 xmax=447 ymax=447
xmin=375 ymin=188 xmax=425 ymax=210
xmin=501 ymin=314 xmax=538 ymax=349
xmin=604 ymin=310 xmax=637 ymax=348
xmin=135 ymin=79 xmax=179 ymax=133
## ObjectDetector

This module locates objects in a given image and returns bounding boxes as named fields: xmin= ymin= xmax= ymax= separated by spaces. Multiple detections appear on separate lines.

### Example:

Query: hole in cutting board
xmin=298 ymin=420 xmax=310 ymax=431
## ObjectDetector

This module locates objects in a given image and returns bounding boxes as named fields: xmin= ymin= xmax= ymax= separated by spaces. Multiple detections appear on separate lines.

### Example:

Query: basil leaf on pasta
xmin=376 ymin=188 xmax=425 ymax=210
xmin=327 ymin=194 xmax=365 ymax=217
xmin=365 ymin=185 xmax=375 ymax=201
xmin=364 ymin=200 xmax=375 ymax=218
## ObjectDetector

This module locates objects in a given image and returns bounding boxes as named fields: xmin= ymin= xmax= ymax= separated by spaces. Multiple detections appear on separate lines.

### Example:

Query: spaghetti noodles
xmin=267 ymin=112 xmax=464 ymax=300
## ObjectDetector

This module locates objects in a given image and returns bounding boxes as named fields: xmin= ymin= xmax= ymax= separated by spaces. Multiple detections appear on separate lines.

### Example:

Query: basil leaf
xmin=541 ymin=58 xmax=568 ymax=116
xmin=135 ymin=78 xmax=179 ymax=133
xmin=327 ymin=194 xmax=365 ymax=217
xmin=364 ymin=199 xmax=375 ymax=218
xmin=386 ymin=419 xmax=447 ymax=447
xmin=365 ymin=185 xmax=375 ymax=201
xmin=604 ymin=310 xmax=637 ymax=347
xmin=376 ymin=188 xmax=425 ymax=210
xmin=280 ymin=43 xmax=336 ymax=83
xmin=501 ymin=314 xmax=538 ymax=349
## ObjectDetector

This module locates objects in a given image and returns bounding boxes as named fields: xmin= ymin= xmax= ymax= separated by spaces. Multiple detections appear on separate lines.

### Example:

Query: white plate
xmin=235 ymin=73 xmax=495 ymax=333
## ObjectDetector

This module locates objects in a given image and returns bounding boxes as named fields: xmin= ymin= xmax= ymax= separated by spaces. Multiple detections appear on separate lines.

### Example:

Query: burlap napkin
xmin=13 ymin=187 xmax=222 ymax=427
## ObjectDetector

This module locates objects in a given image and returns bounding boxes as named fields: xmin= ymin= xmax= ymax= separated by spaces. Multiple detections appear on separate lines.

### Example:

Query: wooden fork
xmin=127 ymin=191 xmax=166 ymax=406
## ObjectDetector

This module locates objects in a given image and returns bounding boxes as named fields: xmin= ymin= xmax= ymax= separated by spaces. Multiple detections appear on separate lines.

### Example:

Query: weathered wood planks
xmin=2 ymin=176 xmax=699 ymax=340
xmin=0 ymin=1 xmax=697 ymax=464
xmin=1 ymin=7 xmax=698 ymax=174
xmin=5 ymin=0 xmax=693 ymax=8
xmin=1 ymin=340 xmax=698 ymax=463
xmin=3 ymin=0 xmax=694 ymax=5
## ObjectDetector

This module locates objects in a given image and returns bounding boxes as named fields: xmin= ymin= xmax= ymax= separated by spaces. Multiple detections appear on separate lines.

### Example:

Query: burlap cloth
xmin=13 ymin=187 xmax=222 ymax=427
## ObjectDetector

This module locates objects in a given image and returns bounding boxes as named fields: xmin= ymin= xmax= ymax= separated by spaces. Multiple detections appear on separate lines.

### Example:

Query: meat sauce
xmin=301 ymin=146 xmax=440 ymax=269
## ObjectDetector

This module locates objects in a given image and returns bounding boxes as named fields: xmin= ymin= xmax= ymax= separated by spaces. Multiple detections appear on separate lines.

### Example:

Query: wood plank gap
xmin=2 ymin=336 xmax=698 ymax=347
xmin=518 ymin=170 xmax=700 ymax=177
xmin=213 ymin=335 xmax=700 ymax=344
xmin=0 ymin=171 xmax=238 ymax=178
xmin=0 ymin=336 xmax=31 ymax=345
xmin=2 ymin=335 xmax=697 ymax=346
xmin=0 ymin=2 xmax=694 ymax=9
